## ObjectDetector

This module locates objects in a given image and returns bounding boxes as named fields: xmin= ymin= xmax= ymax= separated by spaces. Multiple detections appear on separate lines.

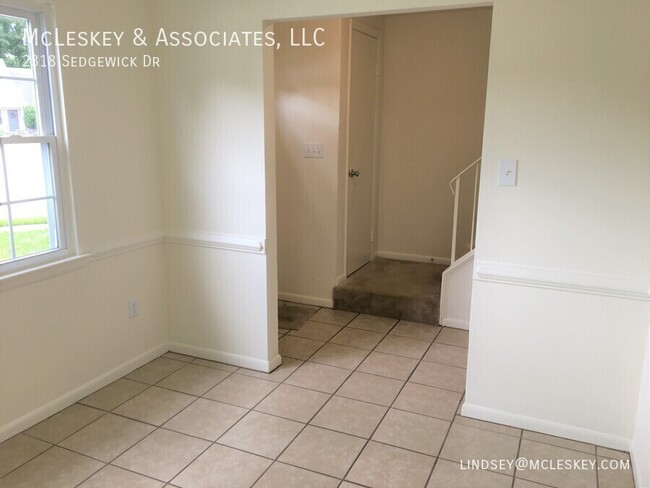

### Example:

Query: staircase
xmin=439 ymin=158 xmax=481 ymax=330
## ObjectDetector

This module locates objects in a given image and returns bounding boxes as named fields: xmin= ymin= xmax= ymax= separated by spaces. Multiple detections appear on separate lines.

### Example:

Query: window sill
xmin=0 ymin=254 xmax=91 ymax=293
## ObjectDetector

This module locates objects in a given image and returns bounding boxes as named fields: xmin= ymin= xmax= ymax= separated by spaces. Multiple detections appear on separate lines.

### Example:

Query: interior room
xmin=0 ymin=0 xmax=648 ymax=487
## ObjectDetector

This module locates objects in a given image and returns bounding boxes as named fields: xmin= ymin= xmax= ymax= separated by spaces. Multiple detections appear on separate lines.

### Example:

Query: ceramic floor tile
xmin=434 ymin=328 xmax=469 ymax=348
xmin=279 ymin=335 xmax=325 ymax=360
xmin=347 ymin=314 xmax=398 ymax=334
xmin=78 ymin=465 xmax=165 ymax=487
xmin=126 ymin=358 xmax=186 ymax=385
xmin=423 ymin=343 xmax=468 ymax=368
xmin=172 ymin=444 xmax=271 ymax=488
xmin=279 ymin=426 xmax=366 ymax=478
xmin=372 ymin=408 xmax=450 ymax=456
xmin=427 ymin=459 xmax=513 ymax=488
xmin=454 ymin=415 xmax=521 ymax=437
xmin=393 ymin=383 xmax=462 ymax=421
xmin=238 ymin=358 xmax=303 ymax=383
xmin=347 ymin=441 xmax=435 ymax=488
xmin=375 ymin=335 xmax=430 ymax=359
xmin=255 ymin=384 xmax=330 ymax=422
xmin=329 ymin=327 xmax=385 ymax=350
xmin=516 ymin=439 xmax=597 ymax=488
xmin=357 ymin=352 xmax=419 ymax=380
xmin=336 ymin=372 xmax=404 ymax=407
xmin=113 ymin=428 xmax=210 ymax=482
xmin=522 ymin=430 xmax=596 ymax=454
xmin=253 ymin=462 xmax=339 ymax=488
xmin=191 ymin=358 xmax=238 ymax=373
xmin=410 ymin=361 xmax=466 ymax=392
xmin=309 ymin=343 xmax=369 ymax=370
xmin=113 ymin=387 xmax=195 ymax=426
xmin=218 ymin=411 xmax=303 ymax=458
xmin=596 ymin=446 xmax=630 ymax=460
xmin=310 ymin=308 xmax=357 ymax=326
xmin=0 ymin=434 xmax=51 ymax=477
xmin=440 ymin=423 xmax=521 ymax=475
xmin=59 ymin=413 xmax=154 ymax=462
xmin=24 ymin=404 xmax=104 ymax=444
xmin=156 ymin=364 xmax=230 ymax=396
xmin=284 ymin=362 xmax=352 ymax=393
xmin=311 ymin=396 xmax=387 ymax=438
xmin=163 ymin=398 xmax=247 ymax=441
xmin=597 ymin=456 xmax=635 ymax=488
xmin=79 ymin=379 xmax=150 ymax=411
xmin=0 ymin=446 xmax=103 ymax=488
xmin=288 ymin=321 xmax=343 ymax=342
xmin=390 ymin=321 xmax=441 ymax=342
xmin=203 ymin=373 xmax=277 ymax=408
xmin=162 ymin=352 xmax=194 ymax=363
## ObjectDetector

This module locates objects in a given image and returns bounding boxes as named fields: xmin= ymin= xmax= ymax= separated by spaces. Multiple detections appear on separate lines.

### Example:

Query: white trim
xmin=0 ymin=342 xmax=168 ymax=443
xmin=165 ymin=231 xmax=265 ymax=255
xmin=0 ymin=253 xmax=91 ymax=293
xmin=462 ymin=402 xmax=631 ymax=451
xmin=375 ymin=250 xmax=451 ymax=266
xmin=475 ymin=261 xmax=650 ymax=302
xmin=91 ymin=232 xmax=164 ymax=260
xmin=278 ymin=291 xmax=333 ymax=308
xmin=169 ymin=342 xmax=281 ymax=373
xmin=440 ymin=318 xmax=469 ymax=330
xmin=336 ymin=273 xmax=347 ymax=286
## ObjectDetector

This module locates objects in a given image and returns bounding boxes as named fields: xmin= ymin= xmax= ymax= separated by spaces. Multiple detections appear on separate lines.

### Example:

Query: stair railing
xmin=449 ymin=157 xmax=481 ymax=264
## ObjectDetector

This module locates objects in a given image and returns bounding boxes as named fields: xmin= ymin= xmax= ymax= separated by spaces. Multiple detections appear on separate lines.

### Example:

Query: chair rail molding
xmin=475 ymin=261 xmax=650 ymax=302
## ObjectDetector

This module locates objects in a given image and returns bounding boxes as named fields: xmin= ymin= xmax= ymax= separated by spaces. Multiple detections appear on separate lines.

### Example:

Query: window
xmin=0 ymin=4 xmax=71 ymax=273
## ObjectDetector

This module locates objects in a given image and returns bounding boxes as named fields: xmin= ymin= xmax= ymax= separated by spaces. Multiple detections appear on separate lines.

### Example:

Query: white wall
xmin=465 ymin=0 xmax=650 ymax=450
xmin=0 ymin=0 xmax=167 ymax=441
xmin=377 ymin=8 xmax=491 ymax=263
xmin=631 ymin=332 xmax=650 ymax=487
xmin=274 ymin=19 xmax=345 ymax=307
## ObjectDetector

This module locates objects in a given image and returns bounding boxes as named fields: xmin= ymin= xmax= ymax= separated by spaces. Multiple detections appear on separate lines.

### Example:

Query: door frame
xmin=341 ymin=19 xmax=383 ymax=279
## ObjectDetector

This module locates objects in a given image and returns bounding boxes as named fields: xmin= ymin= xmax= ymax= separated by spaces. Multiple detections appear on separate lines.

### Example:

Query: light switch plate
xmin=303 ymin=143 xmax=323 ymax=159
xmin=498 ymin=159 xmax=518 ymax=186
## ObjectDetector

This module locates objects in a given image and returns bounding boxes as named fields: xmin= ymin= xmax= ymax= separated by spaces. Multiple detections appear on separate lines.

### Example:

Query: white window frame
xmin=0 ymin=1 xmax=77 ymax=276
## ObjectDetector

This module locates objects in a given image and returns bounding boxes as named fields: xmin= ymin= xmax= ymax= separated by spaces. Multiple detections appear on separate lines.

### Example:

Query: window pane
xmin=11 ymin=199 xmax=57 ymax=258
xmin=0 ymin=160 xmax=7 ymax=203
xmin=4 ymin=143 xmax=54 ymax=201
xmin=0 ymin=14 xmax=31 ymax=70
xmin=0 ymin=79 xmax=40 ymax=135
xmin=0 ymin=205 xmax=10 ymax=262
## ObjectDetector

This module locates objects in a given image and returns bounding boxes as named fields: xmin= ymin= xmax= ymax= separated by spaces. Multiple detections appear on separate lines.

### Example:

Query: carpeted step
xmin=333 ymin=258 xmax=447 ymax=325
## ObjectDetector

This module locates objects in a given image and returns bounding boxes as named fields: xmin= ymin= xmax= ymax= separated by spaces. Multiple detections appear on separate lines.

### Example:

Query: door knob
xmin=349 ymin=169 xmax=360 ymax=178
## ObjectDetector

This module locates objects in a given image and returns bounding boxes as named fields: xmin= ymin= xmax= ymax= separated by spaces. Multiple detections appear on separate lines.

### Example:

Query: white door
xmin=346 ymin=26 xmax=379 ymax=275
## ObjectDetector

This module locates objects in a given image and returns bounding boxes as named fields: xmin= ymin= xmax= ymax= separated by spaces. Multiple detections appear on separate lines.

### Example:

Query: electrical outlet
xmin=128 ymin=298 xmax=139 ymax=319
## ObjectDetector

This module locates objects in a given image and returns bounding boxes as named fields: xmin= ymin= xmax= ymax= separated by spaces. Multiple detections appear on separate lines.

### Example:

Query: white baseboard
xmin=336 ymin=274 xmax=347 ymax=286
xmin=0 ymin=342 xmax=169 ymax=443
xmin=462 ymin=402 xmax=631 ymax=451
xmin=440 ymin=318 xmax=469 ymax=330
xmin=375 ymin=250 xmax=451 ymax=266
xmin=278 ymin=292 xmax=333 ymax=308
xmin=169 ymin=342 xmax=281 ymax=373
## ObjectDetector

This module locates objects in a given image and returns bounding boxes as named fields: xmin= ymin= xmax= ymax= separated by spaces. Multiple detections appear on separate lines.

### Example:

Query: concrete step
xmin=333 ymin=258 xmax=447 ymax=325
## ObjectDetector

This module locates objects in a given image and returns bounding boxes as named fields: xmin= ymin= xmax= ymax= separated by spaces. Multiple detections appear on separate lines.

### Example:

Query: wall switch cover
xmin=498 ymin=159 xmax=518 ymax=186
xmin=303 ymin=143 xmax=323 ymax=159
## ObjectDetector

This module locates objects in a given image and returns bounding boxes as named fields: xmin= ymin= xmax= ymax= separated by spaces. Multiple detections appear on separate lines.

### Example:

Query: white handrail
xmin=449 ymin=157 xmax=482 ymax=196
xmin=449 ymin=157 xmax=481 ymax=263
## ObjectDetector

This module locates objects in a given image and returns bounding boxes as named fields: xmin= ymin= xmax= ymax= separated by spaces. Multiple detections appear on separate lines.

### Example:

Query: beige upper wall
xmin=274 ymin=19 xmax=344 ymax=303
xmin=377 ymin=7 xmax=492 ymax=261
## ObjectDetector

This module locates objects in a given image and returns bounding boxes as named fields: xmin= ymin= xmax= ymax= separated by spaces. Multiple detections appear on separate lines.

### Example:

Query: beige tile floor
xmin=0 ymin=310 xmax=636 ymax=488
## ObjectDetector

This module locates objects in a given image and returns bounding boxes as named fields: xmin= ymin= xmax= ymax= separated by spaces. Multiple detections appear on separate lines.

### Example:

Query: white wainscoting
xmin=439 ymin=251 xmax=475 ymax=330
